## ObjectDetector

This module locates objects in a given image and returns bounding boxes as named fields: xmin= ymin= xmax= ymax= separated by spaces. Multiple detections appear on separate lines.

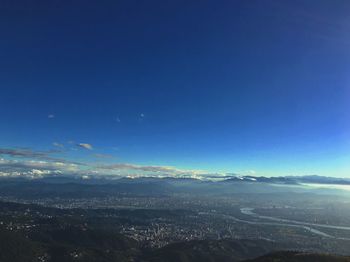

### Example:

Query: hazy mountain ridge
xmin=0 ymin=175 xmax=349 ymax=199
xmin=2 ymin=174 xmax=350 ymax=185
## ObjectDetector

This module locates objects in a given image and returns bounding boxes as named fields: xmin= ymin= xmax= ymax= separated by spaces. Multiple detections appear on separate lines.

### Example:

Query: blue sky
xmin=0 ymin=0 xmax=349 ymax=178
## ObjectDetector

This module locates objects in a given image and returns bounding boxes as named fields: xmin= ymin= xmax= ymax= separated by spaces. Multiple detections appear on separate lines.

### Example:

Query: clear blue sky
xmin=0 ymin=0 xmax=349 ymax=177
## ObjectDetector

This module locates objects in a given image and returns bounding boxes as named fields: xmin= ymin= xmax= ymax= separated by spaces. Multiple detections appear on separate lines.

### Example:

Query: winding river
xmin=237 ymin=207 xmax=350 ymax=240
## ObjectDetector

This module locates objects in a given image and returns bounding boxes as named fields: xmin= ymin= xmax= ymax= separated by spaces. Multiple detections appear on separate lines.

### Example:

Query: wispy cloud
xmin=77 ymin=143 xmax=93 ymax=150
xmin=0 ymin=148 xmax=51 ymax=159
xmin=248 ymin=170 xmax=256 ymax=175
xmin=0 ymin=158 xmax=80 ymax=178
xmin=48 ymin=114 xmax=55 ymax=119
xmin=0 ymin=147 xmax=209 ymax=179
xmin=97 ymin=163 xmax=205 ymax=177
xmin=138 ymin=113 xmax=145 ymax=123
xmin=53 ymin=142 xmax=64 ymax=148
xmin=0 ymin=158 xmax=78 ymax=171
xmin=0 ymin=147 xmax=83 ymax=166
xmin=93 ymin=153 xmax=113 ymax=159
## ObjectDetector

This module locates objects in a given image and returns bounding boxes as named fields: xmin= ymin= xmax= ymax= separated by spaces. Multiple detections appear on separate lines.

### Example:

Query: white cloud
xmin=77 ymin=143 xmax=93 ymax=150
xmin=97 ymin=163 xmax=206 ymax=177
xmin=0 ymin=158 xmax=80 ymax=178
xmin=0 ymin=147 xmax=213 ymax=180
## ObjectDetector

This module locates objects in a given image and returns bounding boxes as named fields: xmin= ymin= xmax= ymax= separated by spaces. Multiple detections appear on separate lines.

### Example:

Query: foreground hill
xmin=0 ymin=227 xmax=280 ymax=262
xmin=142 ymin=239 xmax=278 ymax=262
xmin=0 ymin=228 xmax=42 ymax=262
xmin=0 ymin=226 xmax=139 ymax=262
xmin=246 ymin=251 xmax=350 ymax=262
xmin=1 ymin=227 xmax=349 ymax=262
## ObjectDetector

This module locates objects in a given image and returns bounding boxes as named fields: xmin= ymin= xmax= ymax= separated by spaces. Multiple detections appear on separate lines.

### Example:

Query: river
xmin=238 ymin=207 xmax=350 ymax=240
